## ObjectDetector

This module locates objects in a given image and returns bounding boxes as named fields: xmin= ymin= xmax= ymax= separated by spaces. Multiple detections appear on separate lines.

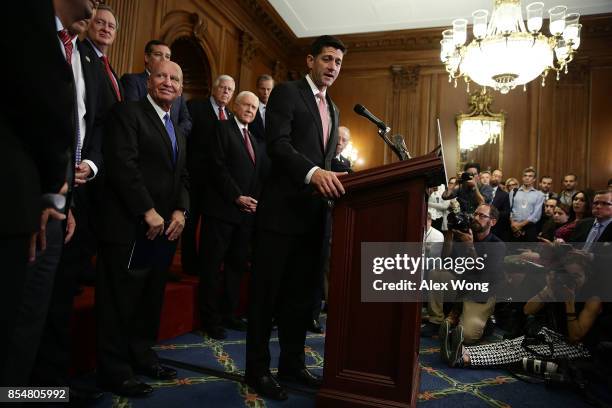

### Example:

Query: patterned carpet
xmin=85 ymin=316 xmax=598 ymax=408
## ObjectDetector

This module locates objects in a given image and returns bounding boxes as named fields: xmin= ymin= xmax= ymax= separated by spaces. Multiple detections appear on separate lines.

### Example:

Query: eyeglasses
xmin=473 ymin=212 xmax=491 ymax=219
xmin=592 ymin=201 xmax=612 ymax=207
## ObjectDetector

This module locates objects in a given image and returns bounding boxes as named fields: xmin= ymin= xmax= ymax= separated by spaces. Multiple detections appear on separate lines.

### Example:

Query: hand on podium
xmin=310 ymin=168 xmax=347 ymax=199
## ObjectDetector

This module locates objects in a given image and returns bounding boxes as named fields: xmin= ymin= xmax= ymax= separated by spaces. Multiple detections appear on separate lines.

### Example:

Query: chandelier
xmin=440 ymin=0 xmax=581 ymax=94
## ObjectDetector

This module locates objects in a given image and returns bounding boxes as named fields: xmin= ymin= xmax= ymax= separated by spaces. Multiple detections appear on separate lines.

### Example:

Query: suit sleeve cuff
xmin=82 ymin=159 xmax=98 ymax=180
xmin=305 ymin=166 xmax=319 ymax=184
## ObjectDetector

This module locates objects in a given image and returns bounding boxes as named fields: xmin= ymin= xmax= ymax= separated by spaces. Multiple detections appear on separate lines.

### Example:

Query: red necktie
xmin=316 ymin=92 xmax=330 ymax=150
xmin=242 ymin=128 xmax=256 ymax=165
xmin=101 ymin=55 xmax=122 ymax=101
xmin=57 ymin=29 xmax=74 ymax=66
xmin=219 ymin=106 xmax=227 ymax=120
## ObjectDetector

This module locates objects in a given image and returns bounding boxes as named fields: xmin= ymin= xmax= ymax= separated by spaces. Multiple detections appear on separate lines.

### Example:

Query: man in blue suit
xmin=121 ymin=39 xmax=192 ymax=138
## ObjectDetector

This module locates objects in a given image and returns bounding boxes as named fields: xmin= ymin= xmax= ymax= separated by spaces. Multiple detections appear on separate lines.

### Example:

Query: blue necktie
xmin=163 ymin=113 xmax=177 ymax=163
xmin=583 ymin=222 xmax=601 ymax=251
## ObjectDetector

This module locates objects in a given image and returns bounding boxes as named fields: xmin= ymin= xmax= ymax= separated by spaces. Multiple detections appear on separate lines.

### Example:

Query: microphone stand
xmin=378 ymin=126 xmax=411 ymax=161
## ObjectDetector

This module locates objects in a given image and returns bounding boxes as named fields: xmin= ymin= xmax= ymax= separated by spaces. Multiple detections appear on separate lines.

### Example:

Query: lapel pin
xmin=85 ymin=55 xmax=91 ymax=63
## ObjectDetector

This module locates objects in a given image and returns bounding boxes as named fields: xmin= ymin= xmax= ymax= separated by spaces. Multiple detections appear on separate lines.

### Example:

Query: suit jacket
xmin=256 ymin=77 xmax=339 ymax=234
xmin=250 ymin=108 xmax=265 ymax=142
xmin=97 ymin=99 xmax=189 ymax=244
xmin=202 ymin=120 xmax=267 ymax=224
xmin=1 ymin=2 xmax=75 ymax=235
xmin=491 ymin=188 xmax=511 ymax=241
xmin=186 ymin=98 xmax=233 ymax=186
xmin=569 ymin=218 xmax=612 ymax=243
xmin=331 ymin=154 xmax=353 ymax=173
xmin=121 ymin=71 xmax=192 ymax=138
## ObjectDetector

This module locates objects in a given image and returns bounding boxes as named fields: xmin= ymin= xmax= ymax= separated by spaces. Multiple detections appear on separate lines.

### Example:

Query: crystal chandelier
xmin=440 ymin=0 xmax=581 ymax=94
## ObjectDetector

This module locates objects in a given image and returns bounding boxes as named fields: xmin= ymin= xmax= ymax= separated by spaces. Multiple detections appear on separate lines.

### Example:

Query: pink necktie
xmin=242 ymin=128 xmax=256 ymax=165
xmin=316 ymin=92 xmax=329 ymax=150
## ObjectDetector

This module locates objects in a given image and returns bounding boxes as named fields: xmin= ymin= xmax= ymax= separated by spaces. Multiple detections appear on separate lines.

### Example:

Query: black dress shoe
xmin=138 ymin=364 xmax=177 ymax=380
xmin=224 ymin=316 xmax=248 ymax=331
xmin=308 ymin=319 xmax=323 ymax=334
xmin=109 ymin=378 xmax=153 ymax=397
xmin=204 ymin=326 xmax=227 ymax=340
xmin=245 ymin=373 xmax=288 ymax=400
xmin=277 ymin=368 xmax=322 ymax=387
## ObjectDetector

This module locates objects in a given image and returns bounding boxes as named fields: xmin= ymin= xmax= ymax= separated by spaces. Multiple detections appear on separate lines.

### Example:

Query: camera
xmin=522 ymin=357 xmax=559 ymax=375
xmin=447 ymin=211 xmax=473 ymax=233
xmin=459 ymin=172 xmax=474 ymax=184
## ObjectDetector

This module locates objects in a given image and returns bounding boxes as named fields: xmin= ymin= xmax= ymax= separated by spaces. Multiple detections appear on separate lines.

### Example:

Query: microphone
xmin=354 ymin=104 xmax=389 ymax=131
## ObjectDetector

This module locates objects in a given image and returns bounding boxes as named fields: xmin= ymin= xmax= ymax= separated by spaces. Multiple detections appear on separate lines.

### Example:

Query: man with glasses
xmin=438 ymin=204 xmax=506 ymax=350
xmin=570 ymin=190 xmax=612 ymax=245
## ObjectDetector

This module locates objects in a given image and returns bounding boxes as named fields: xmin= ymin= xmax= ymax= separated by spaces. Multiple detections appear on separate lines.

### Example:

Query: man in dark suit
xmin=23 ymin=15 xmax=106 ymax=393
xmin=331 ymin=125 xmax=354 ymax=174
xmin=250 ymin=74 xmax=274 ymax=142
xmin=120 ymin=39 xmax=191 ymax=137
xmin=569 ymin=190 xmax=612 ymax=245
xmin=199 ymin=91 xmax=267 ymax=339
xmin=95 ymin=61 xmax=189 ymax=397
xmin=245 ymin=35 xmax=348 ymax=401
xmin=183 ymin=75 xmax=235 ymax=275
xmin=491 ymin=180 xmax=511 ymax=242
xmin=0 ymin=0 xmax=96 ymax=386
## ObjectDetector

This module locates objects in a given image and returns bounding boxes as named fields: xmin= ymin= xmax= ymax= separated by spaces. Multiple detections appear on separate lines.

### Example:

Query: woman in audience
xmin=440 ymin=252 xmax=602 ymax=368
xmin=505 ymin=177 xmax=519 ymax=193
xmin=539 ymin=204 xmax=570 ymax=242
xmin=554 ymin=191 xmax=592 ymax=241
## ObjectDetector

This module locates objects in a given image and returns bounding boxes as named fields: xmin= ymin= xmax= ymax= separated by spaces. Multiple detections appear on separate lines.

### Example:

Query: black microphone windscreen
xmin=353 ymin=104 xmax=366 ymax=115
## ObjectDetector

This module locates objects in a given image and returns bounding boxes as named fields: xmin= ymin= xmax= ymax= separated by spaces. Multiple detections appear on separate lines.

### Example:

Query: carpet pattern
xmin=87 ymin=318 xmax=593 ymax=408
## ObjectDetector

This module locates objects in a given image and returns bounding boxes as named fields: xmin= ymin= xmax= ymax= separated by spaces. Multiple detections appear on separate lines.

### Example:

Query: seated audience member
xmin=536 ymin=197 xmax=558 ymax=237
xmin=505 ymin=177 xmax=519 ymax=193
xmin=569 ymin=190 xmax=612 ymax=246
xmin=441 ymin=253 xmax=601 ymax=369
xmin=443 ymin=162 xmax=493 ymax=214
xmin=555 ymin=190 xmax=592 ymax=242
xmin=428 ymin=184 xmax=450 ymax=231
xmin=432 ymin=204 xmax=505 ymax=344
xmin=539 ymin=203 xmax=570 ymax=242
xmin=509 ymin=167 xmax=545 ymax=242
xmin=559 ymin=173 xmax=579 ymax=207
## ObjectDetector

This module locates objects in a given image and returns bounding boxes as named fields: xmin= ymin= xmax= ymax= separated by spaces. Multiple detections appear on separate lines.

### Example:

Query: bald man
xmin=95 ymin=60 xmax=189 ymax=397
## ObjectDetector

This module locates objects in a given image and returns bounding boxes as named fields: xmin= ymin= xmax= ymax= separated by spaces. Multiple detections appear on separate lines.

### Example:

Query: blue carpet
xmin=85 ymin=316 xmax=598 ymax=407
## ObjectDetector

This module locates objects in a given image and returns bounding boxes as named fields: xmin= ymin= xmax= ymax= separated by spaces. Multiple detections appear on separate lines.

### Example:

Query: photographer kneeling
xmin=435 ymin=204 xmax=506 ymax=347
xmin=441 ymin=251 xmax=601 ymax=370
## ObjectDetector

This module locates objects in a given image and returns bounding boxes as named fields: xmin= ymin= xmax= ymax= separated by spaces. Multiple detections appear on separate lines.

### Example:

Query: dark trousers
xmin=95 ymin=239 xmax=175 ymax=385
xmin=30 ymin=188 xmax=95 ymax=386
xmin=5 ymin=219 xmax=63 ymax=387
xmin=199 ymin=216 xmax=252 ymax=328
xmin=181 ymin=188 xmax=203 ymax=274
xmin=0 ymin=234 xmax=31 ymax=385
xmin=246 ymin=226 xmax=324 ymax=377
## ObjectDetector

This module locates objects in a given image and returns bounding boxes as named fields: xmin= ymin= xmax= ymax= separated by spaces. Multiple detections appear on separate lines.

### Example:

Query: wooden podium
xmin=317 ymin=153 xmax=444 ymax=408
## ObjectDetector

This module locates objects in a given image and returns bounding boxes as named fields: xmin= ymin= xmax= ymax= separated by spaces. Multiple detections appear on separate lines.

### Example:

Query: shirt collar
xmin=85 ymin=38 xmax=104 ymax=57
xmin=234 ymin=116 xmax=248 ymax=132
xmin=147 ymin=94 xmax=170 ymax=122
xmin=306 ymin=74 xmax=326 ymax=99
xmin=210 ymin=96 xmax=225 ymax=116
xmin=594 ymin=217 xmax=612 ymax=229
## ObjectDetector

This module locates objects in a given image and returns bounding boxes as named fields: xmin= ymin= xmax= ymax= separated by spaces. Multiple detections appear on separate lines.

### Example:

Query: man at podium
xmin=245 ymin=35 xmax=348 ymax=401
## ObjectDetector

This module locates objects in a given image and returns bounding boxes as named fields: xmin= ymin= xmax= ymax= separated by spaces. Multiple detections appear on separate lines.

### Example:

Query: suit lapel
xmin=324 ymin=96 xmax=339 ymax=159
xmin=141 ymin=99 xmax=174 ymax=165
xmin=232 ymin=120 xmax=256 ymax=167
xmin=297 ymin=79 xmax=323 ymax=146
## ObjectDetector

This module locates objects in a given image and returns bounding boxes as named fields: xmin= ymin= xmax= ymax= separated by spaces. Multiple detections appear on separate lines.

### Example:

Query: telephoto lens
xmin=522 ymin=357 xmax=559 ymax=375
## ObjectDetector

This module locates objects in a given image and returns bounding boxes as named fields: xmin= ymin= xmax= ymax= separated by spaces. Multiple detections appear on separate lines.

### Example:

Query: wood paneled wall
xmin=103 ymin=1 xmax=612 ymax=191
